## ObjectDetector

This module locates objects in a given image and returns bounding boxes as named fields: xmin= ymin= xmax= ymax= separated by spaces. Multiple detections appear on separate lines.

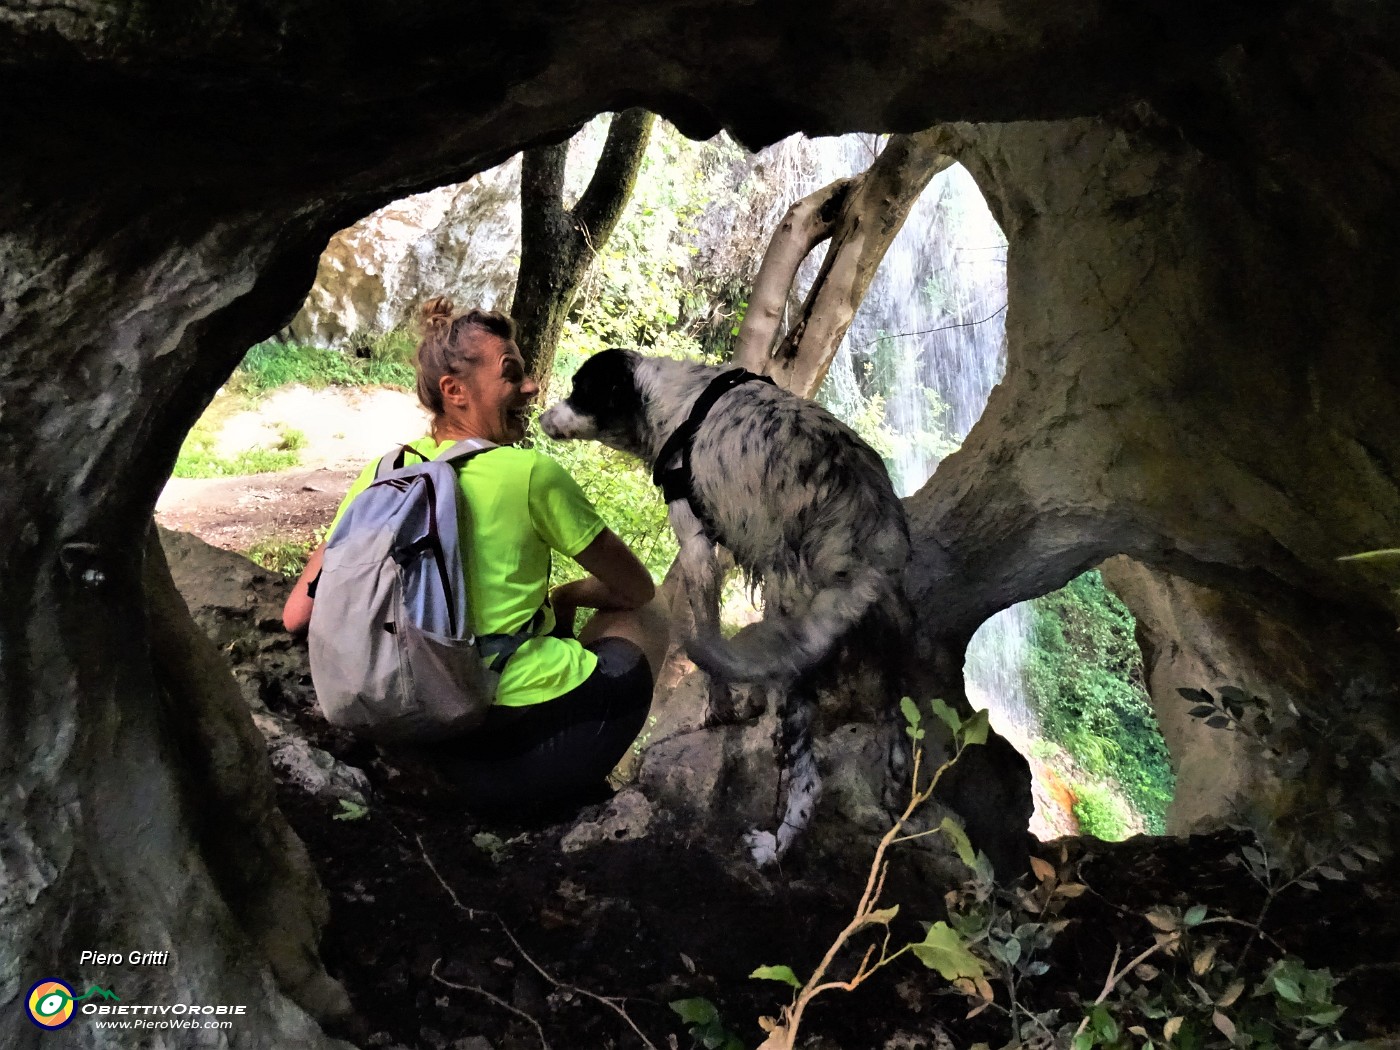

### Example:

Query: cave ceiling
xmin=3 ymin=0 xmax=1297 ymax=214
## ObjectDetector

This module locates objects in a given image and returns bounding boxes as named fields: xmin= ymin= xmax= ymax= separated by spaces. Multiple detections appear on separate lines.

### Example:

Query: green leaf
xmin=333 ymin=799 xmax=368 ymax=821
xmin=990 ymin=935 xmax=1022 ymax=966
xmin=940 ymin=816 xmax=978 ymax=869
xmin=911 ymin=922 xmax=985 ymax=981
xmin=1090 ymin=1004 xmax=1120 ymax=1043
xmin=1183 ymin=904 xmax=1208 ymax=927
xmin=900 ymin=696 xmax=922 ymax=730
xmin=1272 ymin=976 xmax=1305 ymax=1004
xmin=1305 ymin=1006 xmax=1344 ymax=1025
xmin=929 ymin=697 xmax=962 ymax=735
xmin=750 ymin=964 xmax=803 ymax=989
xmin=962 ymin=708 xmax=990 ymax=747
xmin=669 ymin=998 xmax=720 ymax=1025
xmin=1337 ymin=548 xmax=1400 ymax=562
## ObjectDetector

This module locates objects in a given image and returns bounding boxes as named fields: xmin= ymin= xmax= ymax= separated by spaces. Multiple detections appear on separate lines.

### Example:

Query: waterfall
xmin=785 ymin=136 xmax=1036 ymax=742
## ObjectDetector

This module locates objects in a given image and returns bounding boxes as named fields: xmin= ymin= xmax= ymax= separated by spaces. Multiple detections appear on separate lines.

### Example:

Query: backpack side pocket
xmin=396 ymin=620 xmax=495 ymax=740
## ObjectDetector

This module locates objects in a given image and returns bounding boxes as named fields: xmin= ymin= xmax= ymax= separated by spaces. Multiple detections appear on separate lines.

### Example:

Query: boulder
xmin=289 ymin=161 xmax=522 ymax=347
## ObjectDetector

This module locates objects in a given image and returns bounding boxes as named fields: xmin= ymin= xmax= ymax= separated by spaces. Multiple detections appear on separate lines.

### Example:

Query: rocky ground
xmin=161 ymin=527 xmax=1400 ymax=1050
xmin=154 ymin=387 xmax=1398 ymax=1048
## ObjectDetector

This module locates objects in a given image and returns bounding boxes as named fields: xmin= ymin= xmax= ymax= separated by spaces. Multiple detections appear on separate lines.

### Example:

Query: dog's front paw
xmin=703 ymin=677 xmax=741 ymax=726
xmin=744 ymin=828 xmax=782 ymax=867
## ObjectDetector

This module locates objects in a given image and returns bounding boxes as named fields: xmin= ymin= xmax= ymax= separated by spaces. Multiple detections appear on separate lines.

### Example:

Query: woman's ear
xmin=440 ymin=373 xmax=471 ymax=408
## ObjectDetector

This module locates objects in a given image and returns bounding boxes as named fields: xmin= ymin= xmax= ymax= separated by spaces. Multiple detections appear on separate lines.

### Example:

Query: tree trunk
xmin=738 ymin=130 xmax=954 ymax=398
xmin=511 ymin=108 xmax=655 ymax=391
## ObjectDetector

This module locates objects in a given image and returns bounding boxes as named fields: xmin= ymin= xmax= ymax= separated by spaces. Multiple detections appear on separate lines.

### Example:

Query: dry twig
xmin=413 ymin=832 xmax=663 ymax=1050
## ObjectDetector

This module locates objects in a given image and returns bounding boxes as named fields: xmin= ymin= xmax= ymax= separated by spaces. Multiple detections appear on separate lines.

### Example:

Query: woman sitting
xmin=283 ymin=298 xmax=669 ymax=813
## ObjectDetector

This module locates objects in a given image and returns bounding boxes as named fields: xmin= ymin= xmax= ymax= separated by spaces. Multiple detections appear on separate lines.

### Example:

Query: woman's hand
xmin=559 ymin=529 xmax=656 ymax=614
xmin=283 ymin=542 xmax=327 ymax=635
xmin=547 ymin=591 xmax=579 ymax=638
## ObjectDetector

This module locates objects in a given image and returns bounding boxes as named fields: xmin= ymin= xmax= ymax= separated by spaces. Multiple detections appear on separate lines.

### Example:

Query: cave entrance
xmin=153 ymin=120 xmax=1174 ymax=844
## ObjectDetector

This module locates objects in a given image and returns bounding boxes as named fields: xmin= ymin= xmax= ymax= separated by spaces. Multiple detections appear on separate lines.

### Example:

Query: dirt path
xmin=155 ymin=385 xmax=428 ymax=551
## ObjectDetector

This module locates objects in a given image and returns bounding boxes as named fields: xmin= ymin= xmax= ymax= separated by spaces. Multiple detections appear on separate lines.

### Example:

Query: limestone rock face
xmin=1101 ymin=556 xmax=1400 ymax=846
xmin=290 ymin=161 xmax=522 ymax=347
xmin=1100 ymin=558 xmax=1282 ymax=833
xmin=903 ymin=71 xmax=1400 ymax=840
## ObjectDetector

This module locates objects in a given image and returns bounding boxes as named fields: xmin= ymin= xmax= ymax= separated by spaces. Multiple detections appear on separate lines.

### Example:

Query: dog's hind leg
xmin=745 ymin=682 xmax=821 ymax=866
xmin=669 ymin=500 xmax=743 ymax=725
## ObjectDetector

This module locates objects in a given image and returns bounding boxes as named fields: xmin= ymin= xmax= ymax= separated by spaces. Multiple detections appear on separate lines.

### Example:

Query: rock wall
xmin=289 ymin=162 xmax=523 ymax=347
xmin=1100 ymin=558 xmax=1283 ymax=833
xmin=1102 ymin=555 xmax=1400 ymax=839
xmin=904 ymin=30 xmax=1400 ymax=831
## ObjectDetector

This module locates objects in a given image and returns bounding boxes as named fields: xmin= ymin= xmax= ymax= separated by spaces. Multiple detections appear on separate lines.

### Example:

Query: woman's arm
xmin=550 ymin=528 xmax=655 ymax=636
xmin=282 ymin=542 xmax=327 ymax=635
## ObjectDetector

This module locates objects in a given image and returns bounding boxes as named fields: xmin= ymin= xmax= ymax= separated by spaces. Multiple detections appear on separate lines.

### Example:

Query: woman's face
xmin=446 ymin=333 xmax=539 ymax=444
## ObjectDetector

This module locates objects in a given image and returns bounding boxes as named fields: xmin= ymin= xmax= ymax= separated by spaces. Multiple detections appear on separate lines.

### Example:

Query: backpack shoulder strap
xmin=435 ymin=437 xmax=498 ymax=467
xmin=375 ymin=443 xmax=429 ymax=478
xmin=373 ymin=438 xmax=498 ymax=478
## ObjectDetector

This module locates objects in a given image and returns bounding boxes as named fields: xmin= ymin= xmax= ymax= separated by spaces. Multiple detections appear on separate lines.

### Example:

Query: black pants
xmin=420 ymin=637 xmax=654 ymax=814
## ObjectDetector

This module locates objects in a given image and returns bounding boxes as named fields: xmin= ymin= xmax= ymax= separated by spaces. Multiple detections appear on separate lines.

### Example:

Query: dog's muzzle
xmin=538 ymin=402 xmax=596 ymax=440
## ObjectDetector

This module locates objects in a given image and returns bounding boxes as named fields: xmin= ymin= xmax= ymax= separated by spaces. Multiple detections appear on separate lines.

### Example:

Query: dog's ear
xmin=572 ymin=347 xmax=639 ymax=415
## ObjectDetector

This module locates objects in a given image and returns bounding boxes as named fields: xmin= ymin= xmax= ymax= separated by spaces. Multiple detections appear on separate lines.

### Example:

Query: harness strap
xmin=477 ymin=605 xmax=550 ymax=674
xmin=651 ymin=368 xmax=775 ymax=533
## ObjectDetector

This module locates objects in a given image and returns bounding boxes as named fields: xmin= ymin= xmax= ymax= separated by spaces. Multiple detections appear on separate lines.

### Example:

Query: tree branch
xmin=732 ymin=176 xmax=853 ymax=372
xmin=767 ymin=129 xmax=954 ymax=397
xmin=511 ymin=109 xmax=655 ymax=385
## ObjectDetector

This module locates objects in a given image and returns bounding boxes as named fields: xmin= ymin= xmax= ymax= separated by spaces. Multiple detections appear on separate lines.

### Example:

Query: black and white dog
xmin=540 ymin=349 xmax=911 ymax=864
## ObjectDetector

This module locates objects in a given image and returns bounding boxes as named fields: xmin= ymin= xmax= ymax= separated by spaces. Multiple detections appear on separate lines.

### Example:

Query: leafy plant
xmin=172 ymin=425 xmax=303 ymax=478
xmin=245 ymin=529 xmax=325 ymax=576
xmin=1027 ymin=570 xmax=1175 ymax=832
xmin=670 ymin=997 xmax=744 ymax=1050
xmin=1178 ymin=684 xmax=1399 ymax=865
xmin=1072 ymin=782 xmax=1133 ymax=842
xmin=748 ymin=696 xmax=990 ymax=1050
xmin=231 ymin=334 xmax=416 ymax=394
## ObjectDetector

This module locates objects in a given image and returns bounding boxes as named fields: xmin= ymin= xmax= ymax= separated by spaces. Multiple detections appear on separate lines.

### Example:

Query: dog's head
xmin=538 ymin=348 xmax=648 ymax=456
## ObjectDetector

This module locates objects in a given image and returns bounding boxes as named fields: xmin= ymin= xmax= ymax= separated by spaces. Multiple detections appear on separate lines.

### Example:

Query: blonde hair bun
xmin=419 ymin=296 xmax=457 ymax=334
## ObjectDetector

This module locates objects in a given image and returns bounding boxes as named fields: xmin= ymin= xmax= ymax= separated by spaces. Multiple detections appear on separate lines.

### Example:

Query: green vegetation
xmin=1071 ymin=781 xmax=1133 ymax=841
xmin=532 ymin=122 xmax=751 ymax=588
xmin=246 ymin=529 xmax=325 ymax=576
xmin=532 ymin=421 xmax=678 ymax=585
xmin=1026 ymin=569 xmax=1175 ymax=834
xmin=172 ymin=422 xmax=307 ymax=479
xmin=554 ymin=120 xmax=744 ymax=371
xmin=232 ymin=330 xmax=417 ymax=394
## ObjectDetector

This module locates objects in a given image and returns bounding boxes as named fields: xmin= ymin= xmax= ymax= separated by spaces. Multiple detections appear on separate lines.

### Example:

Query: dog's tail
xmin=686 ymin=567 xmax=902 ymax=683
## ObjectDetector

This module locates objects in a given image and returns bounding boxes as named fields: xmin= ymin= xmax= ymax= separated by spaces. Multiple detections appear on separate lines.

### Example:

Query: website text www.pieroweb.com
xmin=23 ymin=953 xmax=247 ymax=1034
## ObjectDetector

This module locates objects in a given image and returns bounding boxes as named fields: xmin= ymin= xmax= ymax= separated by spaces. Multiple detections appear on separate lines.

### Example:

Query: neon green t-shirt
xmin=329 ymin=441 xmax=606 ymax=707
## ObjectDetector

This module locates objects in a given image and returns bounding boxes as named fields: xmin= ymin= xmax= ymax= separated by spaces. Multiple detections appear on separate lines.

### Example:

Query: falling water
xmin=775 ymin=135 xmax=1036 ymax=742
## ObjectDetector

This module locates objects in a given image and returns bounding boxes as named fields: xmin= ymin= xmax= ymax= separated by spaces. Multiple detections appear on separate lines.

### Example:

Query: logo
xmin=25 ymin=980 xmax=120 ymax=1029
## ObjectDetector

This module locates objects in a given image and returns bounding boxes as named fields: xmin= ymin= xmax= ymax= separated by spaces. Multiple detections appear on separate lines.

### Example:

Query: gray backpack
xmin=308 ymin=439 xmax=540 ymax=743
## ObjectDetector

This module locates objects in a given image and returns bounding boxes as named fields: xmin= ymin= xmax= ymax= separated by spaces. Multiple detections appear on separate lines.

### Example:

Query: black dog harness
xmin=651 ymin=367 xmax=776 ymax=537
